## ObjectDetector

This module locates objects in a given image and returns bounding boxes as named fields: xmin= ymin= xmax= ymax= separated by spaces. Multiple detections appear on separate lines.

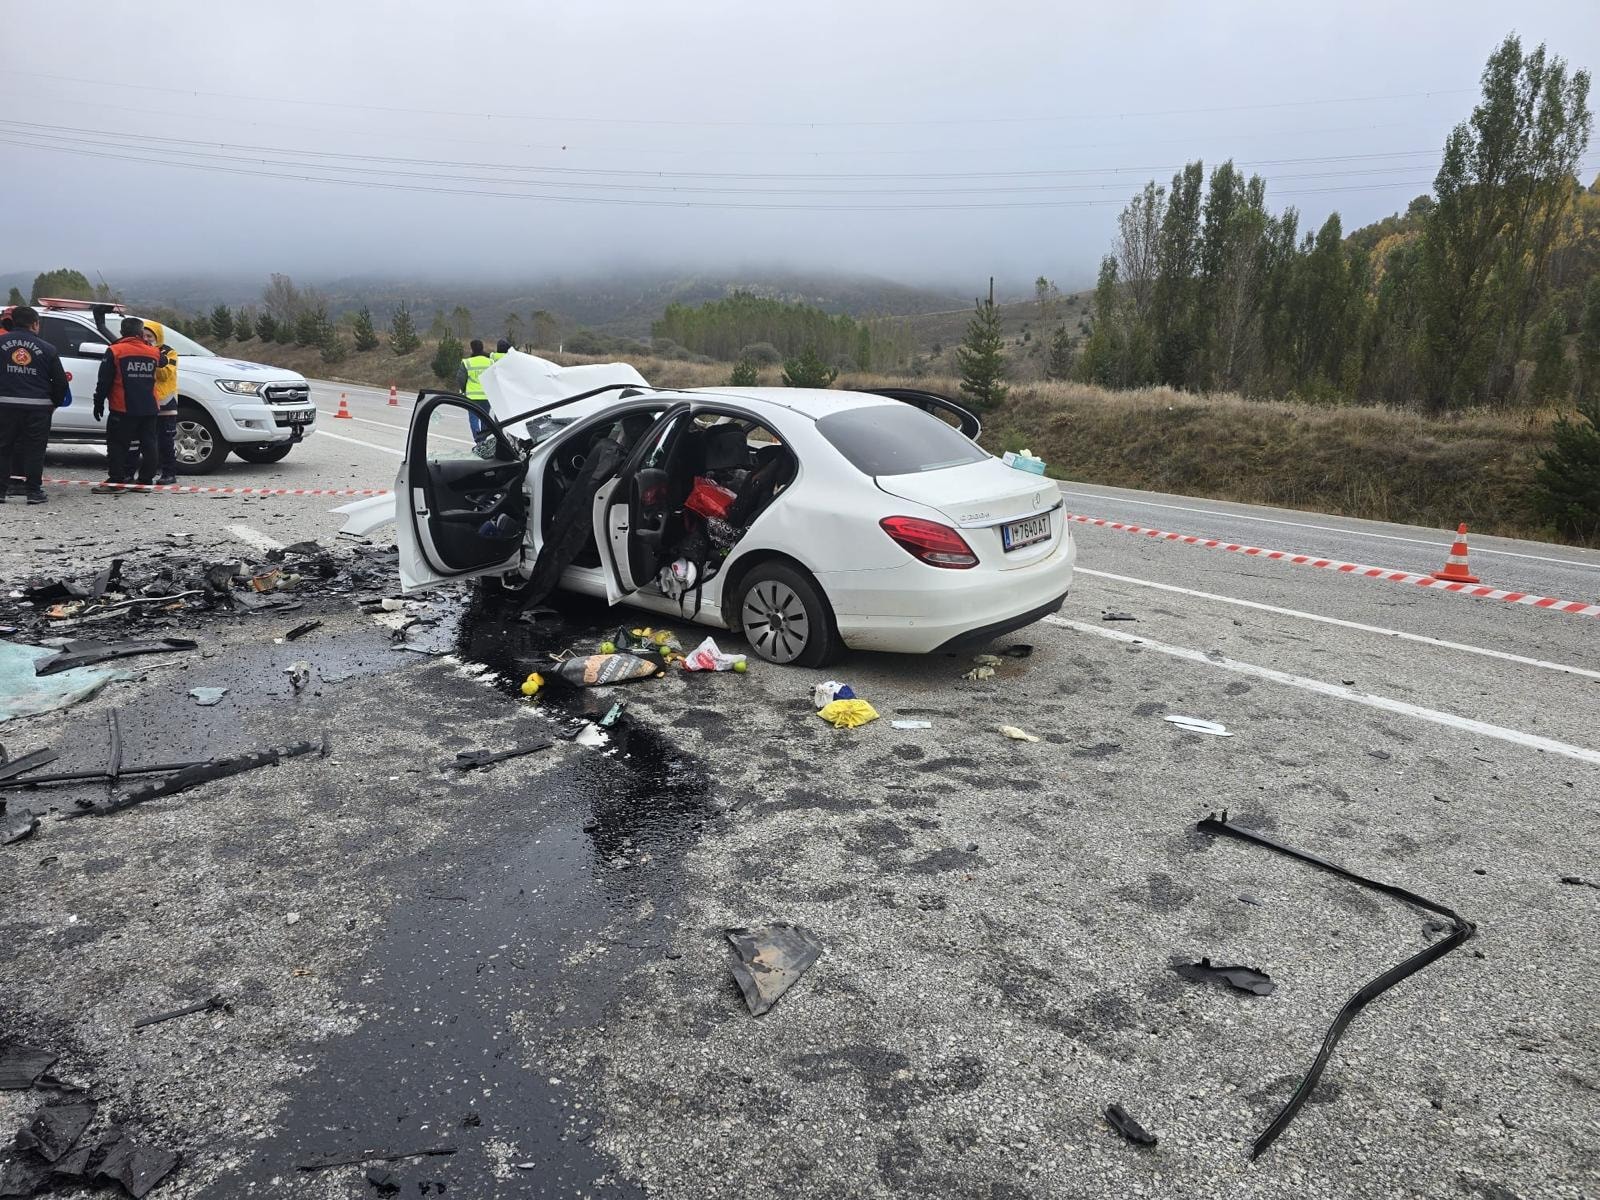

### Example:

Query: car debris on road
xmin=725 ymin=924 xmax=824 ymax=1015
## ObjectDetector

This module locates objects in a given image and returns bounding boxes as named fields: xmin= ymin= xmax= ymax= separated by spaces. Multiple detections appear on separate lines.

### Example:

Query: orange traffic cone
xmin=387 ymin=383 xmax=398 ymax=407
xmin=334 ymin=393 xmax=353 ymax=420
xmin=1431 ymin=523 xmax=1480 ymax=584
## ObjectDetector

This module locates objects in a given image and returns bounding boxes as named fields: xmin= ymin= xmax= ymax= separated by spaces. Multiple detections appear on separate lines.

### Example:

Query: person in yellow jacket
xmin=136 ymin=321 xmax=180 ymax=484
xmin=454 ymin=339 xmax=494 ymax=439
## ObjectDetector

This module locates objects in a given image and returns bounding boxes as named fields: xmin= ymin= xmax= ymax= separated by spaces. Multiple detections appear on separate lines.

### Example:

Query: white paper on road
xmin=483 ymin=350 xmax=649 ymax=437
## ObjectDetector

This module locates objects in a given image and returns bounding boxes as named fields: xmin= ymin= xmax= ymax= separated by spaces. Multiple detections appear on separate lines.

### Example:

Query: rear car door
xmin=396 ymin=393 xmax=530 ymax=591
xmin=595 ymin=404 xmax=693 ymax=603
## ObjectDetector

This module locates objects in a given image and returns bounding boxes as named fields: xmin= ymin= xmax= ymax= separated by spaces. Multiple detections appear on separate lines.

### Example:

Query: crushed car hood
xmin=876 ymin=459 xmax=1059 ymax=528
xmin=483 ymin=350 xmax=649 ymax=437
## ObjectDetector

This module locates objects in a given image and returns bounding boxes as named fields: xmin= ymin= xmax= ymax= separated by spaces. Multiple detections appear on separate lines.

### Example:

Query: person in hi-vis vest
xmin=454 ymin=338 xmax=494 ymax=440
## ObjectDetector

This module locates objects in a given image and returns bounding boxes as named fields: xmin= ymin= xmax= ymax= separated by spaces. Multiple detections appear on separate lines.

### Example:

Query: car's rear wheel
xmin=234 ymin=443 xmax=294 ymax=464
xmin=736 ymin=562 xmax=839 ymax=667
xmin=174 ymin=404 xmax=230 ymax=474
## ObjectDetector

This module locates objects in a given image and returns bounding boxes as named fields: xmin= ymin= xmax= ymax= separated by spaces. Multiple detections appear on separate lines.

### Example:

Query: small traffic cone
xmin=387 ymin=382 xmax=398 ymax=407
xmin=1431 ymin=523 xmax=1480 ymax=584
xmin=334 ymin=393 xmax=353 ymax=420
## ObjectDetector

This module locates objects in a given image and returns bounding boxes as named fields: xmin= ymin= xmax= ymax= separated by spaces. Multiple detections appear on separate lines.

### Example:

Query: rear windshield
xmin=816 ymin=405 xmax=988 ymax=476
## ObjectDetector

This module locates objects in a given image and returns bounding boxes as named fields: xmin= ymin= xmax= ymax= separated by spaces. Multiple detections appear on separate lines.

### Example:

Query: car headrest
xmin=702 ymin=424 xmax=749 ymax=471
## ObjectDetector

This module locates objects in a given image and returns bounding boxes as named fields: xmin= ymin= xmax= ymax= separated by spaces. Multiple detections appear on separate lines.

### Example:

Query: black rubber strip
xmin=1196 ymin=810 xmax=1475 ymax=1159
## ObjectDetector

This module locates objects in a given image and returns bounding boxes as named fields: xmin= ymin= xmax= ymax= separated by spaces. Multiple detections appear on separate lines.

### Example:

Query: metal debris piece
xmin=132 ymin=994 xmax=226 ymax=1030
xmin=1 ymin=810 xmax=40 ymax=845
xmin=34 ymin=637 xmax=199 ymax=677
xmin=1172 ymin=957 xmax=1276 ymax=996
xmin=1196 ymin=810 xmax=1475 ymax=1159
xmin=67 ymin=734 xmax=331 ymax=819
xmin=445 ymin=742 xmax=553 ymax=771
xmin=0 ymin=1043 xmax=57 ymax=1089
xmin=297 ymin=1147 xmax=458 ymax=1172
xmin=0 ymin=760 xmax=204 ymax=791
xmin=1103 ymin=1103 xmax=1157 ymax=1145
xmin=725 ymin=924 xmax=823 ymax=1016
xmin=1163 ymin=715 xmax=1233 ymax=737
xmin=283 ymin=620 xmax=323 ymax=642
xmin=15 ymin=1100 xmax=97 ymax=1162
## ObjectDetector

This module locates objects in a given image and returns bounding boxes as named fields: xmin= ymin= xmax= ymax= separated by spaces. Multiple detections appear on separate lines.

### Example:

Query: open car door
xmin=396 ymin=392 xmax=530 ymax=591
xmin=864 ymin=388 xmax=982 ymax=440
xmin=595 ymin=404 xmax=693 ymax=604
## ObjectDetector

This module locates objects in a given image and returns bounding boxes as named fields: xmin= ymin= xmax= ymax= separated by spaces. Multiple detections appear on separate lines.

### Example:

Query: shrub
xmin=739 ymin=342 xmax=782 ymax=366
xmin=431 ymin=334 xmax=464 ymax=382
xmin=320 ymin=332 xmax=349 ymax=364
xmin=1532 ymin=394 xmax=1600 ymax=540
xmin=781 ymin=345 xmax=838 ymax=389
xmin=389 ymin=303 xmax=421 ymax=355
xmin=352 ymin=305 xmax=381 ymax=352
xmin=728 ymin=359 xmax=760 ymax=386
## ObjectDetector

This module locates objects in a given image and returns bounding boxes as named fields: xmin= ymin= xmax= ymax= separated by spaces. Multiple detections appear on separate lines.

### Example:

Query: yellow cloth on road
xmin=817 ymin=699 xmax=879 ymax=728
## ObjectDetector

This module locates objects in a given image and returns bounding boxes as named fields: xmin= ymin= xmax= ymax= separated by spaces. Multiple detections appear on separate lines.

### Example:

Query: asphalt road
xmin=3 ymin=378 xmax=1597 ymax=1199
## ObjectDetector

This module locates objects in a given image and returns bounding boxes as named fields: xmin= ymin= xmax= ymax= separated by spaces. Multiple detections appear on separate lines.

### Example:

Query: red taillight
xmin=880 ymin=515 xmax=978 ymax=569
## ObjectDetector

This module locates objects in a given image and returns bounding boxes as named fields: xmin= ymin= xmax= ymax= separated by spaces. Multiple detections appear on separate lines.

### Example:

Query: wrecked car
xmin=337 ymin=352 xmax=1075 ymax=666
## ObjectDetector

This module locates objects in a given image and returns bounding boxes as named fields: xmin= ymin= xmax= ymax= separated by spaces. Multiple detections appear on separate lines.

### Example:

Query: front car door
xmin=34 ymin=315 xmax=110 ymax=433
xmin=396 ymin=393 xmax=530 ymax=591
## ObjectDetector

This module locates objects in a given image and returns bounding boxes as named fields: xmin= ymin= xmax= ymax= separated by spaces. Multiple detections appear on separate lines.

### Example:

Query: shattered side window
xmin=426 ymin=403 xmax=509 ymax=462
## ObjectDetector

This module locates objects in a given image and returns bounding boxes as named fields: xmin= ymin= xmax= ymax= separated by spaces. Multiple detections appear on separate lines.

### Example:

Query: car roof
xmin=684 ymin=386 xmax=896 ymax=421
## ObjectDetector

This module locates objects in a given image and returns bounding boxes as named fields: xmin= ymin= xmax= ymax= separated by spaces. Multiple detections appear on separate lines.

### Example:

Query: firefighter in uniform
xmin=92 ymin=317 xmax=162 ymax=493
xmin=0 ymin=306 xmax=70 ymax=504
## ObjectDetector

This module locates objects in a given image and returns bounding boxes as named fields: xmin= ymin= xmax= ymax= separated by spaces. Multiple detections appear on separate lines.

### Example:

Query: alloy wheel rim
xmin=742 ymin=580 xmax=810 ymax=663
xmin=175 ymin=420 xmax=213 ymax=466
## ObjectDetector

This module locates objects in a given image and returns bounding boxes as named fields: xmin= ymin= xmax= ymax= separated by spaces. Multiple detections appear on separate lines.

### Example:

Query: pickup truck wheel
xmin=234 ymin=444 xmax=294 ymax=464
xmin=174 ymin=405 xmax=230 ymax=474
xmin=734 ymin=562 xmax=840 ymax=667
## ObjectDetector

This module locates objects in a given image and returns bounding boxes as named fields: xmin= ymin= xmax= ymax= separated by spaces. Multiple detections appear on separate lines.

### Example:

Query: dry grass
xmin=220 ymin=340 xmax=1570 ymax=544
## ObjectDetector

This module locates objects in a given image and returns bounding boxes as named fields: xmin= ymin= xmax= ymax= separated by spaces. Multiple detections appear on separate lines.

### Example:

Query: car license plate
xmin=1001 ymin=513 xmax=1051 ymax=551
xmin=284 ymin=409 xmax=314 ymax=425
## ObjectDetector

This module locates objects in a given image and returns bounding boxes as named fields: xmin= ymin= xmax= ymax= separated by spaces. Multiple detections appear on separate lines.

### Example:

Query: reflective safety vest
xmin=461 ymin=354 xmax=493 ymax=403
xmin=489 ymin=351 xmax=507 ymax=363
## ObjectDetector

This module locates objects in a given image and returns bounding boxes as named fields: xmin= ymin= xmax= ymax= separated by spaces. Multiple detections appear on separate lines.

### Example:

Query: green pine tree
xmin=956 ymin=284 xmax=1009 ymax=410
xmin=1529 ymin=309 xmax=1572 ymax=404
xmin=780 ymin=345 xmax=837 ymax=388
xmin=1532 ymin=392 xmax=1600 ymax=539
xmin=431 ymin=334 xmax=465 ymax=382
xmin=30 ymin=269 xmax=94 ymax=301
xmin=1046 ymin=326 xmax=1075 ymax=380
xmin=320 ymin=329 xmax=349 ymax=364
xmin=6 ymin=286 xmax=24 ymax=307
xmin=255 ymin=313 xmax=279 ymax=343
xmin=728 ymin=358 xmax=760 ymax=387
xmin=1576 ymin=276 xmax=1600 ymax=401
xmin=389 ymin=303 xmax=421 ymax=355
xmin=233 ymin=308 xmax=254 ymax=341
xmin=352 ymin=305 xmax=381 ymax=352
xmin=208 ymin=303 xmax=234 ymax=343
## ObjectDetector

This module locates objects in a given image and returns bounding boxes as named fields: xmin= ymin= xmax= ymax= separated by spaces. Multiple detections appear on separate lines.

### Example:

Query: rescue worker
xmin=0 ymin=306 xmax=70 ymax=504
xmin=92 ymin=317 xmax=161 ymax=494
xmin=140 ymin=321 xmax=180 ymax=484
xmin=455 ymin=338 xmax=494 ymax=439
xmin=491 ymin=338 xmax=511 ymax=362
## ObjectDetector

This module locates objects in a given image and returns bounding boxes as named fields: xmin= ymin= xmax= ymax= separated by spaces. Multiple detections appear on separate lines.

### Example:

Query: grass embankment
xmin=220 ymin=339 xmax=1569 ymax=544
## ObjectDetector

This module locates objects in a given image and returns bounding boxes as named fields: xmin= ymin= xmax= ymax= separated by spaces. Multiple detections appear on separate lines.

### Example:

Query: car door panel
xmin=596 ymin=404 xmax=693 ymax=603
xmin=397 ymin=393 xmax=528 ymax=591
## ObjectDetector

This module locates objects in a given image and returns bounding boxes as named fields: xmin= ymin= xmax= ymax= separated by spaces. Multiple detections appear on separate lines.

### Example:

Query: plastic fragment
xmin=16 ymin=1101 xmax=97 ymax=1162
xmin=681 ymin=636 xmax=745 ymax=673
xmin=726 ymin=924 xmax=823 ymax=1015
xmin=962 ymin=665 xmax=995 ymax=681
xmin=297 ymin=1146 xmax=458 ymax=1172
xmin=817 ymin=699 xmax=878 ymax=728
xmin=0 ymin=748 xmax=59 ymax=782
xmin=284 ymin=620 xmax=323 ymax=641
xmin=1103 ymin=1103 xmax=1156 ymax=1145
xmin=1102 ymin=611 xmax=1138 ymax=621
xmin=1164 ymin=714 xmax=1232 ymax=737
xmin=34 ymin=637 xmax=198 ymax=677
xmin=891 ymin=720 xmax=932 ymax=730
xmin=87 ymin=1127 xmax=182 ymax=1198
xmin=1172 ymin=957 xmax=1276 ymax=996
xmin=68 ymin=734 xmax=330 ymax=818
xmin=132 ymin=995 xmax=226 ymax=1030
xmin=0 ymin=1044 xmax=57 ymax=1089
xmin=445 ymin=742 xmax=553 ymax=771
xmin=188 ymin=687 xmax=227 ymax=706
xmin=1559 ymin=875 xmax=1599 ymax=890
xmin=997 ymin=724 xmax=1040 ymax=743
xmin=285 ymin=660 xmax=312 ymax=693
xmin=1 ymin=811 xmax=40 ymax=845
xmin=598 ymin=702 xmax=625 ymax=728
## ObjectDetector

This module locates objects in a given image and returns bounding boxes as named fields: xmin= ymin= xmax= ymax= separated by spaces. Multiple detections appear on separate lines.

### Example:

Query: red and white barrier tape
xmin=38 ymin=478 xmax=391 ymax=499
xmin=1065 ymin=514 xmax=1600 ymax=618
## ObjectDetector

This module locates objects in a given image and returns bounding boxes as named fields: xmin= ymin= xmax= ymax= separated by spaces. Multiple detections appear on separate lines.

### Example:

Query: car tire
xmin=174 ymin=404 xmax=230 ymax=474
xmin=734 ymin=561 xmax=840 ymax=667
xmin=234 ymin=444 xmax=294 ymax=464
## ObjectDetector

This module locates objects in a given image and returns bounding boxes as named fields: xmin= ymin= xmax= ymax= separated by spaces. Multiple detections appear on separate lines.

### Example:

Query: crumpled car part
xmin=1172 ymin=957 xmax=1276 ymax=996
xmin=68 ymin=735 xmax=330 ymax=818
xmin=16 ymin=1101 xmax=97 ymax=1162
xmin=34 ymin=638 xmax=198 ymax=677
xmin=1103 ymin=1103 xmax=1157 ymax=1145
xmin=1196 ymin=810 xmax=1476 ymax=1159
xmin=0 ymin=642 xmax=138 ymax=724
xmin=726 ymin=924 xmax=823 ymax=1016
xmin=0 ymin=1044 xmax=57 ymax=1090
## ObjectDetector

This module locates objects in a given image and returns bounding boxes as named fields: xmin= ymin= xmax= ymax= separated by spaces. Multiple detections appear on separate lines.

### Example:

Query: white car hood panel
xmin=333 ymin=493 xmax=397 ymax=537
xmin=876 ymin=459 xmax=1058 ymax=527
xmin=483 ymin=350 xmax=648 ymax=437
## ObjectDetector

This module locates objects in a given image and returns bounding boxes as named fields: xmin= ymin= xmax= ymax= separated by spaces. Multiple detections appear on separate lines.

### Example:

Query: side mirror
xmin=75 ymin=342 xmax=108 ymax=356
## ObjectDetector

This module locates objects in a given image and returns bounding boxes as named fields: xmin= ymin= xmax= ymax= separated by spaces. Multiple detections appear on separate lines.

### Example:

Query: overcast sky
xmin=4 ymin=0 xmax=1597 ymax=294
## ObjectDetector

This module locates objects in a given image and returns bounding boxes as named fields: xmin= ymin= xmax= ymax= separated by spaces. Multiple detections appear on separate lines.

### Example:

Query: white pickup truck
xmin=12 ymin=299 xmax=317 ymax=473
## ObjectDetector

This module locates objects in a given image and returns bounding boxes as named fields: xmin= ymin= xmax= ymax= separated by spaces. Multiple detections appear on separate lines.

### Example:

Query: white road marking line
xmin=1058 ymin=488 xmax=1599 ymax=570
xmin=1046 ymin=616 xmax=1600 ymax=767
xmin=313 ymin=428 xmax=404 ymax=457
xmin=1076 ymin=567 xmax=1600 ymax=681
xmin=226 ymin=523 xmax=284 ymax=552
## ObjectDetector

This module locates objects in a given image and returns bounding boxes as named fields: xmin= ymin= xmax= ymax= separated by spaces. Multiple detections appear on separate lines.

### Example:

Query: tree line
xmin=651 ymin=292 xmax=915 ymax=372
xmin=1076 ymin=35 xmax=1596 ymax=413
